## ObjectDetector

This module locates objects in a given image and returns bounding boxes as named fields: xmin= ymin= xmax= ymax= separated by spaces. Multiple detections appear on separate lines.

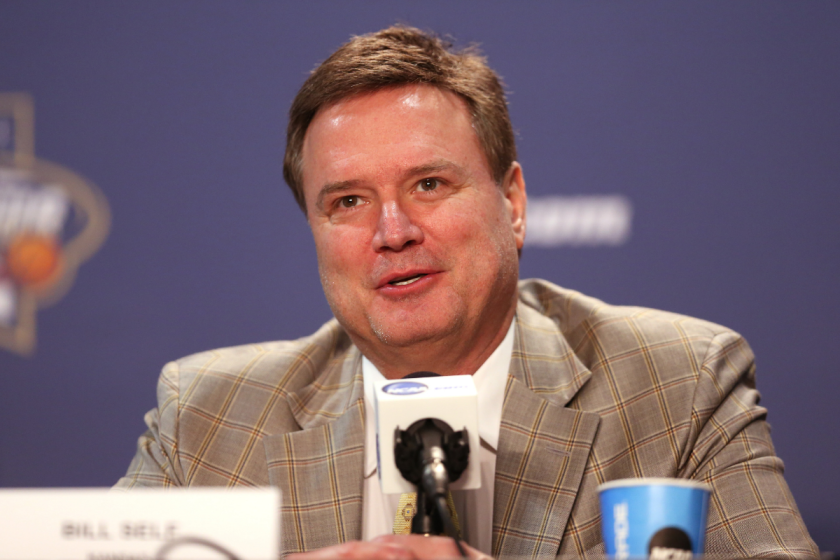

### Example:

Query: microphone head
xmin=394 ymin=418 xmax=471 ymax=485
xmin=403 ymin=371 xmax=440 ymax=379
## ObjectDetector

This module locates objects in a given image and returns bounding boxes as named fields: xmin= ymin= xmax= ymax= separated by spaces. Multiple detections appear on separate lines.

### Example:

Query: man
xmin=117 ymin=26 xmax=818 ymax=559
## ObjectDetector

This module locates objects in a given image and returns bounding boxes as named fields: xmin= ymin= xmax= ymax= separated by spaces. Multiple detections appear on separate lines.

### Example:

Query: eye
xmin=417 ymin=178 xmax=439 ymax=192
xmin=338 ymin=195 xmax=361 ymax=208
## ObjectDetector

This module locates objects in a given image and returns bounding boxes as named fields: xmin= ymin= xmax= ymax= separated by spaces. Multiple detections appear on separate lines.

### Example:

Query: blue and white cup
xmin=598 ymin=478 xmax=711 ymax=559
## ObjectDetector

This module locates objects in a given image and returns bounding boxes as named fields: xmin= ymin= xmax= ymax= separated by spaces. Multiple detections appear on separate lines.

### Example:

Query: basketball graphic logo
xmin=649 ymin=527 xmax=693 ymax=560
xmin=6 ymin=234 xmax=63 ymax=287
xmin=0 ymin=93 xmax=110 ymax=355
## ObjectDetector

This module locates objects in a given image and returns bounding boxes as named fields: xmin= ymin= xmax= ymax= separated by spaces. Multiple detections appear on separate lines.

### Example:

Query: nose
xmin=372 ymin=200 xmax=424 ymax=252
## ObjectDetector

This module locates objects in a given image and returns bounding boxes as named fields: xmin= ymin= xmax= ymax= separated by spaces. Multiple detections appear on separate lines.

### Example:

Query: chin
xmin=368 ymin=315 xmax=460 ymax=348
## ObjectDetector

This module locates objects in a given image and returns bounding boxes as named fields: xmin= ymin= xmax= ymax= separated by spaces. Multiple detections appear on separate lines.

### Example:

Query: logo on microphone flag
xmin=0 ymin=93 xmax=110 ymax=355
xmin=382 ymin=381 xmax=429 ymax=396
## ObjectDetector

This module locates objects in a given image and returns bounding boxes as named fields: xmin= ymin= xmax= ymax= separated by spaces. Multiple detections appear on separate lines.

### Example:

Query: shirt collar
xmin=362 ymin=320 xmax=515 ymax=477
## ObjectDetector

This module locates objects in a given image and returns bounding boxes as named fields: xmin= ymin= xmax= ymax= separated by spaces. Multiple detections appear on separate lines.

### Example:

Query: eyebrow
xmin=314 ymin=160 xmax=469 ymax=211
xmin=406 ymin=160 xmax=468 ymax=181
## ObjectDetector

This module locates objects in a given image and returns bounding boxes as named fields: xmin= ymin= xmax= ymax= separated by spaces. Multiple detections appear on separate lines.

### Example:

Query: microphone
xmin=374 ymin=372 xmax=479 ymax=545
xmin=373 ymin=372 xmax=481 ymax=495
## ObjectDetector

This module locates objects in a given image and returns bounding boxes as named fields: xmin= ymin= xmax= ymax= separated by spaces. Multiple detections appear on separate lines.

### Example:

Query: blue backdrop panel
xmin=0 ymin=1 xmax=837 ymax=551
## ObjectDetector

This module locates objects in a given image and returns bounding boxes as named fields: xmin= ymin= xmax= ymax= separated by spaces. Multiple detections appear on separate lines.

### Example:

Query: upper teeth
xmin=392 ymin=275 xmax=423 ymax=286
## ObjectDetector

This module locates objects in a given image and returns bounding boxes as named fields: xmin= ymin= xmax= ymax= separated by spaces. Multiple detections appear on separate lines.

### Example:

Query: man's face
xmin=300 ymin=85 xmax=526 ymax=364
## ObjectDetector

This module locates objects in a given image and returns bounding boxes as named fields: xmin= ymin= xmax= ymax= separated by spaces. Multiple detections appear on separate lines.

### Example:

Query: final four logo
xmin=0 ymin=93 xmax=110 ymax=355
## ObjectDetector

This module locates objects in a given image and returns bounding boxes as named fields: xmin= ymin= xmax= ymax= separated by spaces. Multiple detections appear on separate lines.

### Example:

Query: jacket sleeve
xmin=114 ymin=361 xmax=185 ymax=488
xmin=684 ymin=331 xmax=818 ymax=558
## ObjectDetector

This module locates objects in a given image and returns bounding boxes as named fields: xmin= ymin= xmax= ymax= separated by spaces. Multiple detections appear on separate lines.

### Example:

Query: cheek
xmin=314 ymin=226 xmax=369 ymax=276
xmin=442 ymin=199 xmax=508 ymax=250
xmin=446 ymin=200 xmax=518 ymax=280
xmin=429 ymin=201 xmax=490 ymax=240
xmin=315 ymin=232 xmax=361 ymax=317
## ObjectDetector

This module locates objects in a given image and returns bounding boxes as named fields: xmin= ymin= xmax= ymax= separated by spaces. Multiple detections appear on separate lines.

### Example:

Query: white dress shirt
xmin=361 ymin=321 xmax=515 ymax=555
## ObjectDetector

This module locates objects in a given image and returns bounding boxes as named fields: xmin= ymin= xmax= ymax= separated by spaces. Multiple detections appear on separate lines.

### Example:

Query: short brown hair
xmin=283 ymin=25 xmax=517 ymax=213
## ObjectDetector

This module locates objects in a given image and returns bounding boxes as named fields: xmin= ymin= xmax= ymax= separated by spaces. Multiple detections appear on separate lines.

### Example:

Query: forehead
xmin=310 ymin=84 xmax=473 ymax=141
xmin=300 ymin=85 xmax=488 ymax=194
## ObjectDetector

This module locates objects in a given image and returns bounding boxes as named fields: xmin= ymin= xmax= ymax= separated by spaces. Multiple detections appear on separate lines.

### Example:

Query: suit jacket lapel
xmin=493 ymin=300 xmax=601 ymax=558
xmin=263 ymin=348 xmax=365 ymax=554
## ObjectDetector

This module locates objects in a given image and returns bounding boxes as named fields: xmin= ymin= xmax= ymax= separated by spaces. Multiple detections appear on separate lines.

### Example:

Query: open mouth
xmin=388 ymin=273 xmax=427 ymax=286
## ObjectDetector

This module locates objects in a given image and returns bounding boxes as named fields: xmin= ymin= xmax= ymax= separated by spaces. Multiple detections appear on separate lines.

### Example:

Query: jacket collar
xmin=491 ymin=298 xmax=600 ymax=558
xmin=286 ymin=345 xmax=364 ymax=430
xmin=509 ymin=295 xmax=593 ymax=402
xmin=265 ymin=346 xmax=366 ymax=553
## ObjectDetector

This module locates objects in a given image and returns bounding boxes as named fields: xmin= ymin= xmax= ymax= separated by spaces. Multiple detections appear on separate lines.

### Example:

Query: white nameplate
xmin=0 ymin=487 xmax=280 ymax=560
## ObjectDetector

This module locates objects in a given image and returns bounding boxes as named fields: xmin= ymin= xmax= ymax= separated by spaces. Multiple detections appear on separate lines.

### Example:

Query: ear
xmin=502 ymin=162 xmax=527 ymax=250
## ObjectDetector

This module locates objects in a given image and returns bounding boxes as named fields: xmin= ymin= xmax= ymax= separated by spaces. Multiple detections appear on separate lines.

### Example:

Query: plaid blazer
xmin=117 ymin=279 xmax=817 ymax=558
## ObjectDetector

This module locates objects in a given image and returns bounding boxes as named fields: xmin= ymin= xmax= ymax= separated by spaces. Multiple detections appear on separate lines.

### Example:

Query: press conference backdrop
xmin=1 ymin=0 xmax=837 ymax=551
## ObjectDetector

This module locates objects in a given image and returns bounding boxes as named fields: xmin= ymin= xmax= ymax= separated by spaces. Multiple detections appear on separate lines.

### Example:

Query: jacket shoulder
xmin=163 ymin=318 xmax=355 ymax=398
xmin=518 ymin=278 xmax=751 ymax=367
xmin=519 ymin=279 xmax=737 ymax=344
